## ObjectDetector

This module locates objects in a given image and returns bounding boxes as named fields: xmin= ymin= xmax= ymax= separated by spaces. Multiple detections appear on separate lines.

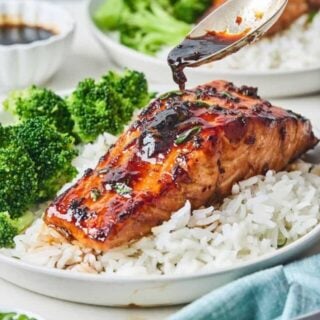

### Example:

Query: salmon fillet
xmin=44 ymin=81 xmax=318 ymax=251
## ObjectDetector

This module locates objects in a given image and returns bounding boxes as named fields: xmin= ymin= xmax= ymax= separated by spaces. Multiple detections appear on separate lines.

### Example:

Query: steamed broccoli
xmin=67 ymin=78 xmax=124 ymax=143
xmin=94 ymin=0 xmax=191 ymax=55
xmin=3 ymin=86 xmax=74 ymax=136
xmin=103 ymin=69 xmax=153 ymax=114
xmin=15 ymin=118 xmax=78 ymax=201
xmin=0 ymin=211 xmax=34 ymax=248
xmin=172 ymin=0 xmax=211 ymax=24
xmin=94 ymin=0 xmax=129 ymax=30
xmin=67 ymin=70 xmax=153 ymax=143
xmin=0 ymin=125 xmax=38 ymax=218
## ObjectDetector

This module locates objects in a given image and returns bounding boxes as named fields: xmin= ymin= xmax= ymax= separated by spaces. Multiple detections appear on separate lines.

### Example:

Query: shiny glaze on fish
xmin=44 ymin=80 xmax=318 ymax=251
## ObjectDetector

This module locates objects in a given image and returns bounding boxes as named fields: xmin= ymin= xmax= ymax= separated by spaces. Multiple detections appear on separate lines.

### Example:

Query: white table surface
xmin=0 ymin=1 xmax=320 ymax=319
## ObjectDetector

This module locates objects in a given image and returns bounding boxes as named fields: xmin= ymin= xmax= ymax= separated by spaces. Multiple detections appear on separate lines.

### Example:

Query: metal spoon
xmin=168 ymin=0 xmax=288 ymax=89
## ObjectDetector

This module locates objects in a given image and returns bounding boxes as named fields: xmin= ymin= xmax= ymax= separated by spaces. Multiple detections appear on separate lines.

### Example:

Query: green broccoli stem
xmin=94 ymin=0 xmax=128 ymax=30
xmin=127 ymin=3 xmax=190 ymax=35
xmin=14 ymin=211 xmax=35 ymax=233
xmin=0 ymin=211 xmax=35 ymax=248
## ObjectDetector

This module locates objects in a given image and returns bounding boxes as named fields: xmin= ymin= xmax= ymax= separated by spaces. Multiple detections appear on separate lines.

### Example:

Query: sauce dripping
xmin=0 ymin=23 xmax=56 ymax=46
xmin=168 ymin=29 xmax=249 ymax=91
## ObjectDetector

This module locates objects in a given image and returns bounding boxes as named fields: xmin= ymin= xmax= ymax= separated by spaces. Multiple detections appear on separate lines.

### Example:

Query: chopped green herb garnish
xmin=158 ymin=91 xmax=184 ymax=100
xmin=175 ymin=126 xmax=202 ymax=145
xmin=112 ymin=183 xmax=132 ymax=196
xmin=306 ymin=10 xmax=318 ymax=25
xmin=219 ymin=91 xmax=235 ymax=100
xmin=193 ymin=101 xmax=211 ymax=108
xmin=90 ymin=189 xmax=101 ymax=202
xmin=277 ymin=234 xmax=287 ymax=248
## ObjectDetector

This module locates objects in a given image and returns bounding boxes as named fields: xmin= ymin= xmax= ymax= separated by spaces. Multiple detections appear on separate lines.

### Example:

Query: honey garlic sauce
xmin=168 ymin=29 xmax=249 ymax=91
xmin=0 ymin=22 xmax=56 ymax=45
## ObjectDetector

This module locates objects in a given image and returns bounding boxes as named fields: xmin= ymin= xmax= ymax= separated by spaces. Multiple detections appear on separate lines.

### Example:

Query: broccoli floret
xmin=123 ymin=0 xmax=191 ymax=55
xmin=0 ymin=211 xmax=34 ymax=248
xmin=114 ymin=69 xmax=154 ymax=108
xmin=171 ymin=0 xmax=211 ymax=24
xmin=102 ymin=69 xmax=153 ymax=120
xmin=3 ymin=86 xmax=74 ymax=136
xmin=94 ymin=0 xmax=191 ymax=55
xmin=94 ymin=0 xmax=130 ymax=30
xmin=67 ymin=78 xmax=124 ymax=143
xmin=67 ymin=70 xmax=153 ymax=143
xmin=0 ymin=126 xmax=38 ymax=218
xmin=15 ymin=118 xmax=78 ymax=201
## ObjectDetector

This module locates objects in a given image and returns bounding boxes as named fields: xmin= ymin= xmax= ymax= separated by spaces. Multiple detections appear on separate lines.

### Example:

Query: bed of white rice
xmin=2 ymin=132 xmax=320 ymax=276
xmin=157 ymin=12 xmax=320 ymax=71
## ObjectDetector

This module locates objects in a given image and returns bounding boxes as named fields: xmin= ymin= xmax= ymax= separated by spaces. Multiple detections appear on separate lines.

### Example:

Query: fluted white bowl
xmin=0 ymin=0 xmax=75 ymax=91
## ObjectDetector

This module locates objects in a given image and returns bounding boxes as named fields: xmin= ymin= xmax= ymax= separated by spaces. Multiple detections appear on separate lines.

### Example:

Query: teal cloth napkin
xmin=170 ymin=254 xmax=320 ymax=320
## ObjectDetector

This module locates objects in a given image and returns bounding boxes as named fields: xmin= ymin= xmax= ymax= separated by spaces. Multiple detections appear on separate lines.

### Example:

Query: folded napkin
xmin=170 ymin=254 xmax=320 ymax=320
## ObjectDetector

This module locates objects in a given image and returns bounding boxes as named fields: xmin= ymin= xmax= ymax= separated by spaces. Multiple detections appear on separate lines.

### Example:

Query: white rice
xmin=2 ymin=132 xmax=320 ymax=276
xmin=157 ymin=13 xmax=320 ymax=71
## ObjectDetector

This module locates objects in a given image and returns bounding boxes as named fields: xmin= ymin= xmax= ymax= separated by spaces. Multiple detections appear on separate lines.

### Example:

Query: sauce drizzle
xmin=168 ymin=29 xmax=249 ymax=91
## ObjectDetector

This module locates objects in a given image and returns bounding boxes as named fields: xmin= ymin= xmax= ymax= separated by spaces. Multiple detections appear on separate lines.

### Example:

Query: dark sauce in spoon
xmin=0 ymin=23 xmax=56 ymax=46
xmin=168 ymin=30 xmax=249 ymax=91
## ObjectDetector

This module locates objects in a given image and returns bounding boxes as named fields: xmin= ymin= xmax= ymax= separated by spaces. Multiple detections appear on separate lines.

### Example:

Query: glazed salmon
xmin=44 ymin=81 xmax=318 ymax=251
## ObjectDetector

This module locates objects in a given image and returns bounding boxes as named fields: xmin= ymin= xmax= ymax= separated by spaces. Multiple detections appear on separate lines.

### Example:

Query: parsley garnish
xmin=219 ymin=91 xmax=235 ymax=100
xmin=175 ymin=126 xmax=202 ymax=145
xmin=90 ymin=188 xmax=101 ymax=202
xmin=158 ymin=90 xmax=184 ymax=100
xmin=306 ymin=10 xmax=318 ymax=25
xmin=112 ymin=183 xmax=132 ymax=196
xmin=193 ymin=101 xmax=210 ymax=108
xmin=277 ymin=234 xmax=287 ymax=248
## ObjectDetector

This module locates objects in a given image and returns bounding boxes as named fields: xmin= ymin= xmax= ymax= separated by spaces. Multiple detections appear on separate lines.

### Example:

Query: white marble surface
xmin=0 ymin=1 xmax=319 ymax=319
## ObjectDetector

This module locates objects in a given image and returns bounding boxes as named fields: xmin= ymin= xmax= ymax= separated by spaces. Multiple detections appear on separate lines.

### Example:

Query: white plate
xmin=87 ymin=0 xmax=320 ymax=99
xmin=0 ymin=89 xmax=320 ymax=306
xmin=0 ymin=223 xmax=320 ymax=307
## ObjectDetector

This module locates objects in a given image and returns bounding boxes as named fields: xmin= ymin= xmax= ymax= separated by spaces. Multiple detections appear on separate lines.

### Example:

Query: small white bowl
xmin=0 ymin=0 xmax=75 ymax=91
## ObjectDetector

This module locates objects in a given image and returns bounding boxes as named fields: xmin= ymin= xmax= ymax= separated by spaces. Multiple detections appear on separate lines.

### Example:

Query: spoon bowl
xmin=171 ymin=0 xmax=288 ymax=69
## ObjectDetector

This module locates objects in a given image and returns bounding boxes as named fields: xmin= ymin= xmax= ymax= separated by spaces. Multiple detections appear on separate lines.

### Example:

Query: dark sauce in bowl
xmin=0 ymin=23 xmax=56 ymax=46
xmin=168 ymin=30 xmax=249 ymax=91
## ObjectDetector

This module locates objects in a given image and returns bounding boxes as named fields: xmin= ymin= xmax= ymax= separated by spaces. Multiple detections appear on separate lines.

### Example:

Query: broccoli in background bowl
xmin=93 ymin=0 xmax=211 ymax=55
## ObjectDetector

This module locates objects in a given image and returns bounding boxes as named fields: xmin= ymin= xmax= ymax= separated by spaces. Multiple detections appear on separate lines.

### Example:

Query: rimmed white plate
xmin=0 ymin=88 xmax=320 ymax=306
xmin=0 ymin=222 xmax=320 ymax=307
xmin=87 ymin=0 xmax=320 ymax=99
